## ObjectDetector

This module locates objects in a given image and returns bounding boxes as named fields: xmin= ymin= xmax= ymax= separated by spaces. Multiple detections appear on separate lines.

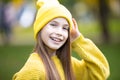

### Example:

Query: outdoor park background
xmin=0 ymin=0 xmax=120 ymax=80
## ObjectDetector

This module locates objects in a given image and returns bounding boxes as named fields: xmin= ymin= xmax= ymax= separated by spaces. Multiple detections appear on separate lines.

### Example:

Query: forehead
xmin=50 ymin=18 xmax=69 ymax=24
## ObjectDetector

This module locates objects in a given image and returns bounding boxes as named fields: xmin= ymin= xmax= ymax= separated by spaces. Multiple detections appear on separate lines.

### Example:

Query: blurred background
xmin=0 ymin=0 xmax=120 ymax=80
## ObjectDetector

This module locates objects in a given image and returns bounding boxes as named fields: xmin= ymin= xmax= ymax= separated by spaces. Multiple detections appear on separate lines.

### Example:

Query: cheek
xmin=40 ymin=28 xmax=49 ymax=42
xmin=64 ymin=31 xmax=69 ymax=39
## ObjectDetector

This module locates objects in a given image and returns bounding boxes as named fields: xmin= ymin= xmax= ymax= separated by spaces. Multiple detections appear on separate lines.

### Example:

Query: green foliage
xmin=59 ymin=0 xmax=76 ymax=11
xmin=2 ymin=0 xmax=10 ymax=3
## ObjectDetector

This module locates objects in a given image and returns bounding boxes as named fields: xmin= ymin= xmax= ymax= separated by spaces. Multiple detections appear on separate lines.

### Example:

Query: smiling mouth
xmin=50 ymin=36 xmax=63 ymax=42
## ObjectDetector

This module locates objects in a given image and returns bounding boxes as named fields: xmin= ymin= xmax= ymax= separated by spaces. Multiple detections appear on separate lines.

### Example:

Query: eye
xmin=50 ymin=23 xmax=57 ymax=26
xmin=63 ymin=25 xmax=69 ymax=30
xmin=49 ymin=21 xmax=58 ymax=27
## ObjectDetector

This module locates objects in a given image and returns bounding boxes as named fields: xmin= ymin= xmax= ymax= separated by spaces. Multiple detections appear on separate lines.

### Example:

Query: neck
xmin=45 ymin=46 xmax=57 ymax=57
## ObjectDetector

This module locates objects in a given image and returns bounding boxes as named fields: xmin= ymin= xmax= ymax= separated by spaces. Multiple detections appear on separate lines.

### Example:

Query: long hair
xmin=34 ymin=30 xmax=75 ymax=80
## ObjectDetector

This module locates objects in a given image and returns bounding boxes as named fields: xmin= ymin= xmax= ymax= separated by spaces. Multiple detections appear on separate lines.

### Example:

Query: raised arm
xmin=71 ymin=18 xmax=110 ymax=80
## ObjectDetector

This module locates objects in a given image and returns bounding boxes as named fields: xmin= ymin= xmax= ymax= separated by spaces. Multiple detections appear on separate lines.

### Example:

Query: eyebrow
xmin=51 ymin=20 xmax=58 ymax=25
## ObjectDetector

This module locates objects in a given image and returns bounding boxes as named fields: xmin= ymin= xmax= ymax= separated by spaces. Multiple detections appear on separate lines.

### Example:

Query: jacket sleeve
xmin=71 ymin=34 xmax=110 ymax=80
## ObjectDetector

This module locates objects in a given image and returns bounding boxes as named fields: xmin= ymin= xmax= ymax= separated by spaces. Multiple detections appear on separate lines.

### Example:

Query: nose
xmin=56 ymin=33 xmax=62 ymax=37
xmin=55 ymin=28 xmax=63 ymax=36
xmin=55 ymin=31 xmax=62 ymax=37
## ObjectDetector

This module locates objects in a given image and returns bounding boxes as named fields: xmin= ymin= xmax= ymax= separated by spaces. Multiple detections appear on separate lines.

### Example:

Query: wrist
xmin=71 ymin=32 xmax=81 ymax=42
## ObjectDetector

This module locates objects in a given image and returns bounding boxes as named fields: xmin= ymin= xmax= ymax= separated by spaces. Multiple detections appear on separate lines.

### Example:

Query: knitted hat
xmin=33 ymin=0 xmax=73 ymax=39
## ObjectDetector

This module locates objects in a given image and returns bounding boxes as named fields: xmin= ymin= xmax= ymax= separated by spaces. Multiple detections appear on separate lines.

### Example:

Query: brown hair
xmin=34 ymin=30 xmax=74 ymax=80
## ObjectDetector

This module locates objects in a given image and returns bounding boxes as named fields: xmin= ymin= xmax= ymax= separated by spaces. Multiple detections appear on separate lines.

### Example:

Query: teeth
xmin=51 ymin=37 xmax=62 ymax=42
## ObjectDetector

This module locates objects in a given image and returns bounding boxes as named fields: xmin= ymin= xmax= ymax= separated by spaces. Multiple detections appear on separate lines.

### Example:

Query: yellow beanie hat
xmin=33 ymin=0 xmax=73 ymax=39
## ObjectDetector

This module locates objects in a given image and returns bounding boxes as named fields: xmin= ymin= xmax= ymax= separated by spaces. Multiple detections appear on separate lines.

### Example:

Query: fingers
xmin=72 ymin=18 xmax=81 ymax=35
xmin=72 ymin=18 xmax=78 ymax=29
xmin=70 ymin=18 xmax=81 ymax=42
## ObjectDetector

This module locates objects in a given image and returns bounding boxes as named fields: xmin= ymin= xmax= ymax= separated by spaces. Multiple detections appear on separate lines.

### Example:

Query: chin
xmin=51 ymin=47 xmax=60 ymax=50
xmin=49 ymin=45 xmax=61 ymax=50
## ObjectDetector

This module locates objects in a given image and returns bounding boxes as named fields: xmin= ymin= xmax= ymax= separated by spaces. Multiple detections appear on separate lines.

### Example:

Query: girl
xmin=12 ymin=0 xmax=110 ymax=80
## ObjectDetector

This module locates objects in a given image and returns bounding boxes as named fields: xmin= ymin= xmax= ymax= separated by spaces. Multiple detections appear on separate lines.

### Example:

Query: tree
xmin=98 ymin=0 xmax=110 ymax=43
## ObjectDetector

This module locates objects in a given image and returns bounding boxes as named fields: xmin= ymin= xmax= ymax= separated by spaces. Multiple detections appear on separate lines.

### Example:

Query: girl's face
xmin=41 ymin=18 xmax=69 ymax=51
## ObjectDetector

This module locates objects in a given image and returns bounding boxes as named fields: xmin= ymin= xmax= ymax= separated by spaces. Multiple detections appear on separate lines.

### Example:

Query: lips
xmin=50 ymin=36 xmax=63 ymax=42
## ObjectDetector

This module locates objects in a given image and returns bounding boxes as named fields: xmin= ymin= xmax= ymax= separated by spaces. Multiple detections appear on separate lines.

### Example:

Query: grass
xmin=0 ymin=45 xmax=33 ymax=80
xmin=98 ymin=43 xmax=120 ymax=80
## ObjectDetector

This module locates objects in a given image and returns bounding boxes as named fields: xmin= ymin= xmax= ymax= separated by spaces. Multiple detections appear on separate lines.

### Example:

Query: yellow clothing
xmin=12 ymin=35 xmax=110 ymax=80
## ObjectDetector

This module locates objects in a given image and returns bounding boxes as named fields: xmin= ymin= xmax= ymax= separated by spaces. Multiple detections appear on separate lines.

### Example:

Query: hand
xmin=70 ymin=18 xmax=81 ymax=42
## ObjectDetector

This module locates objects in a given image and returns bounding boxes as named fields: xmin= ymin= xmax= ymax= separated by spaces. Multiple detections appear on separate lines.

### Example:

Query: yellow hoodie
xmin=12 ymin=35 xmax=110 ymax=80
